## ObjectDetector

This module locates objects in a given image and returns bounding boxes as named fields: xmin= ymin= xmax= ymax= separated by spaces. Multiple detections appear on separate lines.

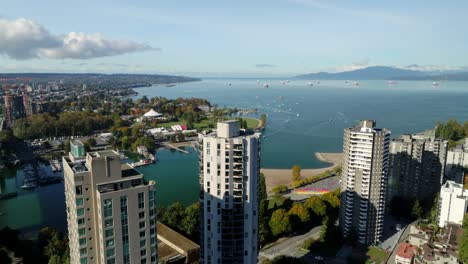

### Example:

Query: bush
xmin=272 ymin=185 xmax=288 ymax=195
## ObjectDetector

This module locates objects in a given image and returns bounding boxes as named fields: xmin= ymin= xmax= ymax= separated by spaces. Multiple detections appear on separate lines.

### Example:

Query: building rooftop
xmin=121 ymin=164 xmax=142 ymax=178
xmin=157 ymin=222 xmax=199 ymax=253
xmin=396 ymin=242 xmax=417 ymax=259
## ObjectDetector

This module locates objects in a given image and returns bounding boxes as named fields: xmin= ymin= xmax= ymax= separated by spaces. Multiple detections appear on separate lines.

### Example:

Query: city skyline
xmin=1 ymin=0 xmax=468 ymax=76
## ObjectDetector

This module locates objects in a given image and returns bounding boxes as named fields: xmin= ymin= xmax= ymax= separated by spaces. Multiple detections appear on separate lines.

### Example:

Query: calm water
xmin=1 ymin=79 xmax=468 ymax=233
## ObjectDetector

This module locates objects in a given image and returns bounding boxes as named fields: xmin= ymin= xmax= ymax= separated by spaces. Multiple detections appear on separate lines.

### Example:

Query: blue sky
xmin=0 ymin=0 xmax=467 ymax=77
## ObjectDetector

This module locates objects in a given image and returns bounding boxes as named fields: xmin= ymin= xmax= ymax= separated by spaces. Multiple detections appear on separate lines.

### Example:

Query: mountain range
xmin=293 ymin=66 xmax=468 ymax=81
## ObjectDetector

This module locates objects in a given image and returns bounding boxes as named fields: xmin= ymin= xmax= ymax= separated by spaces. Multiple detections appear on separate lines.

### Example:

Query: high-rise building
xmin=198 ymin=120 xmax=261 ymax=264
xmin=438 ymin=181 xmax=468 ymax=228
xmin=63 ymin=143 xmax=157 ymax=264
xmin=445 ymin=139 xmax=468 ymax=184
xmin=387 ymin=134 xmax=448 ymax=203
xmin=340 ymin=120 xmax=391 ymax=245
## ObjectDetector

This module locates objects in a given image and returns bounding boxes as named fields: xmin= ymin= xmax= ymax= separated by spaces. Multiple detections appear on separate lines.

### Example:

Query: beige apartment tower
xmin=340 ymin=120 xmax=391 ymax=245
xmin=198 ymin=120 xmax=261 ymax=264
xmin=63 ymin=142 xmax=157 ymax=264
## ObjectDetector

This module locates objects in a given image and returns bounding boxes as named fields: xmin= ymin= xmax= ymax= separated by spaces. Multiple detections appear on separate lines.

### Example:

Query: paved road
xmin=386 ymin=221 xmax=416 ymax=264
xmin=259 ymin=226 xmax=321 ymax=260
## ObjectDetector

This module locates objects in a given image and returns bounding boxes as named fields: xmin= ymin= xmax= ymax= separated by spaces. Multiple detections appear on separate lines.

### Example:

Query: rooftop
xmin=157 ymin=222 xmax=199 ymax=252
xmin=396 ymin=242 xmax=417 ymax=259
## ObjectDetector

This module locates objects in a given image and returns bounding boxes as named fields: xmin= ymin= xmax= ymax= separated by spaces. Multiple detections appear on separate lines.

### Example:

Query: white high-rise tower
xmin=198 ymin=120 xmax=261 ymax=264
xmin=340 ymin=120 xmax=391 ymax=245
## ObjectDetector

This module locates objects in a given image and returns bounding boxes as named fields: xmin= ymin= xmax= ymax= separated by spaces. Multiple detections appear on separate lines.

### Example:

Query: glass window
xmin=76 ymin=185 xmax=83 ymax=195
xmin=140 ymin=230 xmax=146 ymax=238
xmin=106 ymin=248 xmax=115 ymax=257
xmin=77 ymin=208 xmax=85 ymax=216
xmin=103 ymin=199 xmax=113 ymax=218
xmin=105 ymin=229 xmax=114 ymax=237
xmin=107 ymin=259 xmax=115 ymax=264
xmin=138 ymin=193 xmax=144 ymax=209
xmin=80 ymin=257 xmax=87 ymax=264
xmin=140 ymin=249 xmax=146 ymax=256
xmin=76 ymin=198 xmax=84 ymax=206
xmin=139 ymin=211 xmax=145 ymax=219
xmin=80 ymin=248 xmax=87 ymax=256
xmin=78 ymin=228 xmax=86 ymax=236
xmin=79 ymin=238 xmax=86 ymax=246
xmin=140 ymin=240 xmax=146 ymax=248
xmin=78 ymin=218 xmax=85 ymax=226
xmin=106 ymin=239 xmax=114 ymax=247
xmin=104 ymin=219 xmax=113 ymax=227
xmin=139 ymin=221 xmax=145 ymax=229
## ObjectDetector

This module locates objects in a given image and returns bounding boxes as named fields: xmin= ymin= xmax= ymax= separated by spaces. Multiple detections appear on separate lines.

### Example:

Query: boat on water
xmin=297 ymin=113 xmax=300 ymax=117
xmin=263 ymin=84 xmax=269 ymax=88
xmin=353 ymin=81 xmax=359 ymax=86
xmin=388 ymin=80 xmax=397 ymax=84
xmin=165 ymin=84 xmax=176 ymax=87
xmin=307 ymin=82 xmax=313 ymax=86
xmin=432 ymin=82 xmax=439 ymax=86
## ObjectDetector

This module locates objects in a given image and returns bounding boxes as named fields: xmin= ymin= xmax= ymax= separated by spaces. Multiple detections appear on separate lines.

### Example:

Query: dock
xmin=166 ymin=144 xmax=189 ymax=154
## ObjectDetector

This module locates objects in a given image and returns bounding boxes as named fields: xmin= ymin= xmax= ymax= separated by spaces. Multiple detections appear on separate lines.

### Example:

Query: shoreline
xmin=262 ymin=152 xmax=342 ymax=193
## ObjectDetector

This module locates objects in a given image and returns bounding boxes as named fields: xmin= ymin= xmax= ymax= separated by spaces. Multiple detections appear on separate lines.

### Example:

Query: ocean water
xmin=135 ymin=79 xmax=468 ymax=168
xmin=1 ymin=79 xmax=468 ymax=233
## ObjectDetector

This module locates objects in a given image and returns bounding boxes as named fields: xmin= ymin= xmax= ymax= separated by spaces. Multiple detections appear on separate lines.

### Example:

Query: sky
xmin=0 ymin=0 xmax=467 ymax=77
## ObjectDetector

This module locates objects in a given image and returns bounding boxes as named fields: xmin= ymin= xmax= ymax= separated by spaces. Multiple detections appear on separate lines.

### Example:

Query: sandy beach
xmin=262 ymin=152 xmax=342 ymax=193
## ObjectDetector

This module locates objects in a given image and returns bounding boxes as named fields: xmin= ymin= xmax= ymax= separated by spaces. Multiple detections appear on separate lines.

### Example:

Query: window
xmin=80 ymin=248 xmax=87 ymax=256
xmin=106 ymin=239 xmax=114 ymax=247
xmin=140 ymin=240 xmax=146 ymax=248
xmin=141 ymin=259 xmax=146 ymax=264
xmin=141 ymin=249 xmax=146 ymax=256
xmin=139 ymin=221 xmax=145 ymax=229
xmin=138 ymin=192 xmax=145 ymax=209
xmin=105 ymin=219 xmax=113 ymax=227
xmin=77 ymin=208 xmax=85 ymax=216
xmin=105 ymin=229 xmax=114 ymax=237
xmin=139 ymin=212 xmax=145 ymax=219
xmin=106 ymin=248 xmax=115 ymax=257
xmin=80 ymin=257 xmax=87 ymax=264
xmin=103 ymin=199 xmax=112 ymax=218
xmin=78 ymin=218 xmax=85 ymax=226
xmin=140 ymin=231 xmax=146 ymax=238
xmin=78 ymin=228 xmax=86 ymax=236
xmin=76 ymin=198 xmax=84 ymax=206
xmin=107 ymin=259 xmax=115 ymax=264
xmin=76 ymin=185 xmax=83 ymax=195
xmin=79 ymin=238 xmax=86 ymax=246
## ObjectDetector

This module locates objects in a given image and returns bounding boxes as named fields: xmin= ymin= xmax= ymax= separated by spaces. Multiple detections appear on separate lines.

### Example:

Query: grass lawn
xmin=348 ymin=246 xmax=389 ymax=264
xmin=243 ymin=117 xmax=260 ymax=129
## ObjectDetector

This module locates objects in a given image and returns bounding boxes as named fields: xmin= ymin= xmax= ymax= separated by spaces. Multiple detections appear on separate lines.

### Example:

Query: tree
xmin=459 ymin=214 xmax=468 ymax=263
xmin=269 ymin=209 xmax=291 ymax=236
xmin=429 ymin=193 xmax=440 ymax=224
xmin=141 ymin=96 xmax=149 ymax=104
xmin=288 ymin=202 xmax=310 ymax=223
xmin=305 ymin=196 xmax=326 ymax=217
xmin=292 ymin=165 xmax=301 ymax=182
xmin=86 ymin=138 xmax=97 ymax=147
xmin=411 ymin=200 xmax=423 ymax=220
xmin=182 ymin=203 xmax=200 ymax=238
xmin=162 ymin=202 xmax=185 ymax=229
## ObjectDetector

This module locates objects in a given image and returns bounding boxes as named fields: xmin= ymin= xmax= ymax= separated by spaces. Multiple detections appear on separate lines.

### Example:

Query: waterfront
xmin=1 ymin=79 xmax=468 ymax=234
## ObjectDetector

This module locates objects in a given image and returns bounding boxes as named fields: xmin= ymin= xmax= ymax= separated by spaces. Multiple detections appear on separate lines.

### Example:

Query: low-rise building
xmin=415 ymin=223 xmax=462 ymax=264
xmin=395 ymin=242 xmax=417 ymax=264
xmin=438 ymin=181 xmax=468 ymax=228
xmin=408 ymin=225 xmax=433 ymax=247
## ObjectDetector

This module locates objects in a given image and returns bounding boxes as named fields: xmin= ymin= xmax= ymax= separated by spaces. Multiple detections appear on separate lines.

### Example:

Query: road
xmin=259 ymin=226 xmax=321 ymax=260
xmin=386 ymin=221 xmax=415 ymax=264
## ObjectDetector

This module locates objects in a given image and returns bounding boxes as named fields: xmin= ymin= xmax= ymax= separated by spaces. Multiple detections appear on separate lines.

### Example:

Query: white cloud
xmin=0 ymin=17 xmax=156 ymax=60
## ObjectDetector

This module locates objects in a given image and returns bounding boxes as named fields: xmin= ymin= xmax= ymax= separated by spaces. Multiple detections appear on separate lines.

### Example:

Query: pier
xmin=165 ymin=143 xmax=189 ymax=154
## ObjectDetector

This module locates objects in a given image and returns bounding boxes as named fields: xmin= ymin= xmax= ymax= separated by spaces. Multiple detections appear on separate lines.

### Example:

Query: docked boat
xmin=432 ymin=82 xmax=439 ymax=86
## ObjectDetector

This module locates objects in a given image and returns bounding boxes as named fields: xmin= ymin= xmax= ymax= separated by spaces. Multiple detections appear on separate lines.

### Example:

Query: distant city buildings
xmin=438 ymin=181 xmax=468 ymax=228
xmin=387 ymin=134 xmax=448 ymax=203
xmin=340 ymin=120 xmax=391 ymax=245
xmin=445 ymin=139 xmax=468 ymax=184
xmin=198 ymin=120 xmax=261 ymax=263
xmin=63 ymin=142 xmax=157 ymax=264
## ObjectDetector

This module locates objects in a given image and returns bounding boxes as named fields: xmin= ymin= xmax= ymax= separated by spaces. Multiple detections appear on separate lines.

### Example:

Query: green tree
xmin=429 ymin=193 xmax=440 ymax=224
xmin=182 ymin=203 xmax=200 ymax=238
xmin=459 ymin=214 xmax=468 ymax=263
xmin=292 ymin=165 xmax=301 ymax=182
xmin=288 ymin=202 xmax=310 ymax=223
xmin=305 ymin=196 xmax=327 ymax=217
xmin=162 ymin=202 xmax=185 ymax=228
xmin=269 ymin=209 xmax=291 ymax=236
xmin=411 ymin=200 xmax=423 ymax=220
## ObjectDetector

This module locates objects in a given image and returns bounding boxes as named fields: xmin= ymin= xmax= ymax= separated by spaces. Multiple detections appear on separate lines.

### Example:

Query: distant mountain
xmin=396 ymin=72 xmax=468 ymax=81
xmin=293 ymin=66 xmax=426 ymax=80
